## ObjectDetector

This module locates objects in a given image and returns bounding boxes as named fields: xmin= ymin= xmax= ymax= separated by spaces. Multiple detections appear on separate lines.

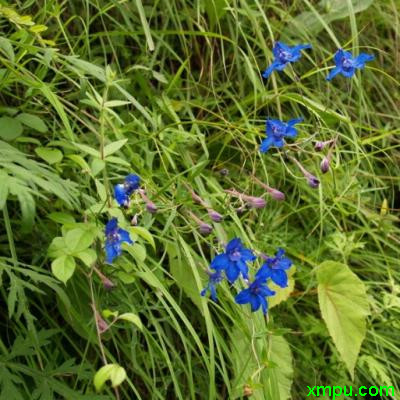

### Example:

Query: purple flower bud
xmin=314 ymin=141 xmax=325 ymax=151
xmin=307 ymin=176 xmax=320 ymax=188
xmin=245 ymin=196 xmax=266 ymax=209
xmin=268 ymin=189 xmax=285 ymax=201
xmin=219 ymin=168 xmax=229 ymax=176
xmin=131 ymin=214 xmax=138 ymax=226
xmin=320 ymin=157 xmax=330 ymax=174
xmin=190 ymin=191 xmax=204 ymax=204
xmin=97 ymin=316 xmax=109 ymax=334
xmin=199 ymin=223 xmax=213 ymax=235
xmin=146 ymin=201 xmax=157 ymax=214
xmin=208 ymin=209 xmax=223 ymax=222
xmin=101 ymin=275 xmax=116 ymax=291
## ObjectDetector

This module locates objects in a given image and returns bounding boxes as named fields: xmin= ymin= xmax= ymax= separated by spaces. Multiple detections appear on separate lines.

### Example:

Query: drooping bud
xmin=208 ymin=209 xmax=223 ymax=222
xmin=268 ymin=188 xmax=285 ymax=201
xmin=199 ymin=223 xmax=213 ymax=235
xmin=314 ymin=141 xmax=325 ymax=151
xmin=101 ymin=275 xmax=116 ymax=291
xmin=146 ymin=201 xmax=158 ymax=214
xmin=244 ymin=195 xmax=266 ymax=209
xmin=130 ymin=214 xmax=138 ymax=226
xmin=307 ymin=175 xmax=320 ymax=189
xmin=320 ymin=157 xmax=330 ymax=174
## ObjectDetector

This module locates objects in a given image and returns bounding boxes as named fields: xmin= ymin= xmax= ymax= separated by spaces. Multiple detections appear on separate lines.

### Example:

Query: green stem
xmin=3 ymin=202 xmax=18 ymax=268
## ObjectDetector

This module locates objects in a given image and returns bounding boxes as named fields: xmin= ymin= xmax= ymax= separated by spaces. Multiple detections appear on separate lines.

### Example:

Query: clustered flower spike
xmin=114 ymin=174 xmax=140 ymax=207
xmin=104 ymin=218 xmax=133 ymax=264
xmin=210 ymin=238 xmax=256 ymax=283
xmin=262 ymin=41 xmax=312 ymax=78
xmin=260 ymin=118 xmax=303 ymax=153
xmin=326 ymin=49 xmax=374 ymax=81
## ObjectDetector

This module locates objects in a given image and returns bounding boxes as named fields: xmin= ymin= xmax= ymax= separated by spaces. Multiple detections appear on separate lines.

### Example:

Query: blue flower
xmin=200 ymin=271 xmax=223 ymax=302
xmin=235 ymin=277 xmax=275 ymax=314
xmin=262 ymin=42 xmax=312 ymax=78
xmin=114 ymin=174 xmax=141 ymax=207
xmin=104 ymin=218 xmax=133 ymax=264
xmin=257 ymin=248 xmax=293 ymax=288
xmin=260 ymin=118 xmax=303 ymax=153
xmin=326 ymin=49 xmax=374 ymax=81
xmin=210 ymin=238 xmax=256 ymax=283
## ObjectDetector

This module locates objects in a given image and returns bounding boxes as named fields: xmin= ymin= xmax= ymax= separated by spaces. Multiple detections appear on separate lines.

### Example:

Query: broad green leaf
xmin=118 ymin=312 xmax=143 ymax=330
xmin=94 ymin=179 xmax=107 ymax=201
xmin=74 ymin=143 xmax=100 ymax=158
xmin=35 ymin=147 xmax=63 ymax=164
xmin=94 ymin=364 xmax=126 ymax=392
xmin=48 ymin=212 xmax=75 ymax=225
xmin=52 ymin=255 xmax=76 ymax=283
xmin=65 ymin=228 xmax=96 ymax=253
xmin=125 ymin=243 xmax=146 ymax=262
xmin=0 ymin=117 xmax=23 ymax=141
xmin=48 ymin=237 xmax=68 ymax=258
xmin=267 ymin=335 xmax=293 ymax=400
xmin=16 ymin=113 xmax=47 ymax=133
xmin=91 ymin=158 xmax=105 ymax=176
xmin=317 ymin=261 xmax=369 ymax=378
xmin=130 ymin=226 xmax=155 ymax=250
xmin=75 ymin=248 xmax=97 ymax=267
xmin=0 ymin=171 xmax=9 ymax=209
xmin=116 ymin=271 xmax=136 ymax=284
xmin=103 ymin=139 xmax=128 ymax=157
xmin=0 ymin=37 xmax=14 ymax=62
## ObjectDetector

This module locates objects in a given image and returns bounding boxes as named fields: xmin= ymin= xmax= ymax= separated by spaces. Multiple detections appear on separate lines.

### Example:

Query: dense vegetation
xmin=0 ymin=0 xmax=399 ymax=398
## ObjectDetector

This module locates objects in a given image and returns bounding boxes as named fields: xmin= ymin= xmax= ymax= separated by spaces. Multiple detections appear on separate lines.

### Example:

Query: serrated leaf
xmin=65 ymin=228 xmax=96 ymax=253
xmin=118 ymin=312 xmax=143 ymax=330
xmin=16 ymin=113 xmax=48 ymax=132
xmin=75 ymin=248 xmax=97 ymax=267
xmin=51 ymin=255 xmax=76 ymax=283
xmin=103 ymin=139 xmax=128 ymax=157
xmin=35 ymin=147 xmax=63 ymax=164
xmin=317 ymin=261 xmax=369 ymax=378
xmin=0 ymin=117 xmax=23 ymax=141
xmin=94 ymin=364 xmax=126 ymax=392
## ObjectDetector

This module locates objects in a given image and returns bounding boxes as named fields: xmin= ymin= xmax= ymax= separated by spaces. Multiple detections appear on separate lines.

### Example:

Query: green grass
xmin=0 ymin=0 xmax=399 ymax=398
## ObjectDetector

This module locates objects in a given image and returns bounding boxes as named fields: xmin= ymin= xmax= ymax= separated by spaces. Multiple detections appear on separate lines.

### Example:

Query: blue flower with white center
xmin=114 ymin=174 xmax=140 ymax=207
xmin=326 ymin=49 xmax=374 ymax=81
xmin=260 ymin=118 xmax=303 ymax=153
xmin=210 ymin=238 xmax=256 ymax=283
xmin=104 ymin=218 xmax=133 ymax=264
xmin=235 ymin=276 xmax=276 ymax=314
xmin=257 ymin=248 xmax=293 ymax=288
xmin=262 ymin=41 xmax=312 ymax=78
xmin=200 ymin=271 xmax=223 ymax=302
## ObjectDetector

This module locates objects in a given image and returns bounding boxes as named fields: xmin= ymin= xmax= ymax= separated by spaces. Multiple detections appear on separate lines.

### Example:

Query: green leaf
xmin=94 ymin=364 xmax=127 ymax=392
xmin=317 ymin=261 xmax=369 ymax=378
xmin=75 ymin=248 xmax=97 ymax=267
xmin=104 ymin=100 xmax=130 ymax=108
xmin=91 ymin=158 xmax=105 ymax=176
xmin=35 ymin=147 xmax=63 ymax=164
xmin=0 ymin=37 xmax=14 ymax=62
xmin=103 ymin=139 xmax=128 ymax=157
xmin=0 ymin=117 xmax=23 ymax=141
xmin=48 ymin=212 xmax=76 ymax=225
xmin=65 ymin=228 xmax=96 ymax=253
xmin=118 ymin=313 xmax=143 ymax=330
xmin=48 ymin=237 xmax=68 ymax=258
xmin=0 ymin=171 xmax=9 ymax=209
xmin=74 ymin=143 xmax=100 ymax=158
xmin=16 ymin=113 xmax=48 ymax=133
xmin=51 ymin=255 xmax=76 ymax=283
xmin=130 ymin=226 xmax=155 ymax=250
xmin=125 ymin=243 xmax=146 ymax=262
xmin=269 ymin=267 xmax=296 ymax=309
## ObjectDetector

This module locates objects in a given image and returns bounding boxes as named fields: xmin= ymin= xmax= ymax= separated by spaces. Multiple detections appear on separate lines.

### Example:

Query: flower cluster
xmin=201 ymin=239 xmax=293 ymax=315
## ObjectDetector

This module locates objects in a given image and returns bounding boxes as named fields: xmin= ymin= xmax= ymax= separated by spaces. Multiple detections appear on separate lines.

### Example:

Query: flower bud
xmin=245 ymin=196 xmax=266 ymax=209
xmin=219 ymin=168 xmax=229 ymax=176
xmin=97 ymin=316 xmax=109 ymax=334
xmin=208 ymin=209 xmax=223 ymax=222
xmin=190 ymin=191 xmax=204 ymax=204
xmin=146 ymin=201 xmax=158 ymax=214
xmin=101 ymin=275 xmax=116 ymax=291
xmin=268 ymin=188 xmax=285 ymax=201
xmin=314 ymin=141 xmax=325 ymax=151
xmin=130 ymin=214 xmax=138 ymax=226
xmin=307 ymin=175 xmax=320 ymax=189
xmin=199 ymin=223 xmax=213 ymax=235
xmin=320 ymin=157 xmax=330 ymax=174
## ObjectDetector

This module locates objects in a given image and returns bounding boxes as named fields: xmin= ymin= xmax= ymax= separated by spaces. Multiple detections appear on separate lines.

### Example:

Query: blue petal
xmin=255 ymin=264 xmax=273 ymax=281
xmin=105 ymin=218 xmax=118 ymax=236
xmin=259 ymin=296 xmax=268 ymax=314
xmin=250 ymin=295 xmax=261 ymax=312
xmin=125 ymin=174 xmax=141 ymax=195
xmin=210 ymin=253 xmax=230 ymax=270
xmin=334 ymin=49 xmax=351 ymax=65
xmin=266 ymin=119 xmax=284 ymax=134
xmin=226 ymin=238 xmax=242 ymax=253
xmin=271 ymin=269 xmax=288 ymax=288
xmin=326 ymin=66 xmax=342 ymax=81
xmin=258 ymin=284 xmax=276 ymax=297
xmin=235 ymin=288 xmax=252 ymax=304
xmin=114 ymin=184 xmax=128 ymax=206
xmin=274 ymin=138 xmax=284 ymax=148
xmin=225 ymin=263 xmax=240 ymax=283
xmin=285 ymin=127 xmax=298 ymax=138
xmin=200 ymin=287 xmax=207 ymax=297
xmin=277 ymin=257 xmax=292 ymax=270
xmin=293 ymin=43 xmax=312 ymax=52
xmin=236 ymin=260 xmax=249 ymax=280
xmin=210 ymin=284 xmax=218 ymax=302
xmin=353 ymin=53 xmax=374 ymax=69
xmin=118 ymin=228 xmax=133 ymax=245
xmin=273 ymin=41 xmax=291 ymax=56
xmin=262 ymin=61 xmax=280 ymax=78
xmin=260 ymin=137 xmax=274 ymax=153
xmin=287 ymin=117 xmax=303 ymax=126
xmin=342 ymin=67 xmax=356 ymax=78
xmin=105 ymin=241 xmax=120 ymax=264
xmin=240 ymin=248 xmax=256 ymax=262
